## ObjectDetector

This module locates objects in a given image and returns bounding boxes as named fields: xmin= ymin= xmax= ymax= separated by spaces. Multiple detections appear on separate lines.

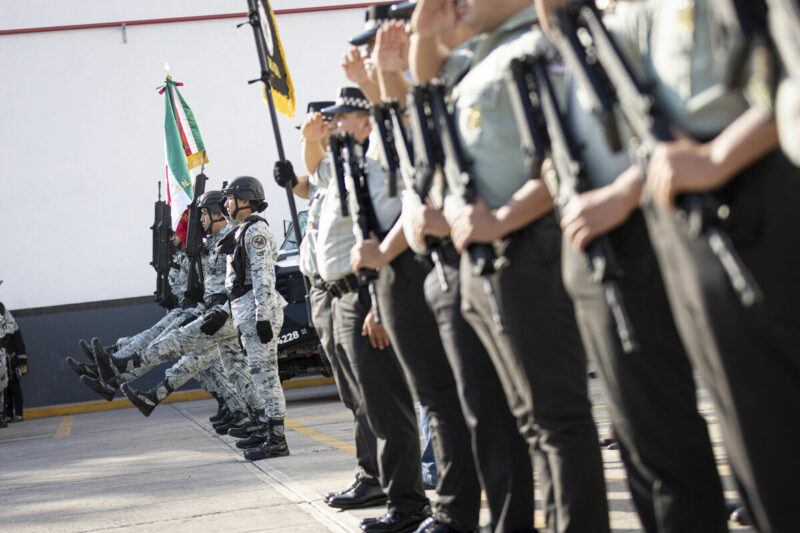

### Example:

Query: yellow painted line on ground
xmin=282 ymin=376 xmax=335 ymax=390
xmin=54 ymin=415 xmax=74 ymax=438
xmin=291 ymin=411 xmax=350 ymax=422
xmin=0 ymin=434 xmax=57 ymax=444
xmin=24 ymin=376 xmax=336 ymax=420
xmin=285 ymin=418 xmax=356 ymax=456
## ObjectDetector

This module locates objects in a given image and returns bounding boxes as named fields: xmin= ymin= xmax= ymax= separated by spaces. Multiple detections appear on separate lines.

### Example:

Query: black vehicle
xmin=274 ymin=211 xmax=330 ymax=382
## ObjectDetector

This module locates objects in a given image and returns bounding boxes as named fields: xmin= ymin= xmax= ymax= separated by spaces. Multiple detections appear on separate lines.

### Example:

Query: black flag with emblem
xmin=251 ymin=0 xmax=295 ymax=118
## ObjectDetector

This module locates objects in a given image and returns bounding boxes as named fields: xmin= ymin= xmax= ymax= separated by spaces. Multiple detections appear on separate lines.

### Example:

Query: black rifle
xmin=329 ymin=133 xmax=383 ymax=323
xmin=426 ymin=82 xmax=505 ymax=332
xmin=184 ymin=169 xmax=208 ymax=304
xmin=370 ymin=104 xmax=400 ymax=197
xmin=150 ymin=181 xmax=177 ymax=309
xmin=508 ymin=54 xmax=638 ymax=353
xmin=553 ymin=3 xmax=763 ymax=307
xmin=376 ymin=99 xmax=449 ymax=291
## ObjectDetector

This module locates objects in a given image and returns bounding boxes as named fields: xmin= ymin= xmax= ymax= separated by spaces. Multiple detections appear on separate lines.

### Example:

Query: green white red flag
xmin=159 ymin=76 xmax=209 ymax=227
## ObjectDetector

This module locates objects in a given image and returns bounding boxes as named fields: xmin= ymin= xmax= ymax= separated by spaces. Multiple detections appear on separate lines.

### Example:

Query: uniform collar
xmin=473 ymin=5 xmax=539 ymax=62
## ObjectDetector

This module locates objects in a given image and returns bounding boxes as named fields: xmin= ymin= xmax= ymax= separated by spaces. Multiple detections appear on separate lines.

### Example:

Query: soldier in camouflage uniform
xmin=0 ymin=291 xmax=27 ymax=427
xmin=222 ymin=176 xmax=289 ymax=461
xmin=67 ymin=231 xmax=198 ymax=384
xmin=92 ymin=192 xmax=272 ymax=446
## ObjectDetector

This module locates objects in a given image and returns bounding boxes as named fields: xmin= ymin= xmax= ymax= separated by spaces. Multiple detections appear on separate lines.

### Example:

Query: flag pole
xmin=245 ymin=0 xmax=311 ymax=320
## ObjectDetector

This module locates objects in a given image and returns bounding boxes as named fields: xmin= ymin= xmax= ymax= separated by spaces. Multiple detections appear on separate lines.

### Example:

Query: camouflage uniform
xmin=113 ymin=223 xmax=267 ymax=423
xmin=226 ymin=215 xmax=287 ymax=420
xmin=113 ymin=250 xmax=199 ymax=358
xmin=0 ymin=308 xmax=17 ymax=422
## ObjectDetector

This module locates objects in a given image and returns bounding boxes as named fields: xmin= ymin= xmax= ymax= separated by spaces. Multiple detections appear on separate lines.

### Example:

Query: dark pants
xmin=643 ymin=150 xmax=800 ymax=533
xmin=309 ymin=284 xmax=380 ymax=484
xmin=5 ymin=372 xmax=22 ymax=417
xmin=424 ymin=246 xmax=534 ymax=533
xmin=332 ymin=288 xmax=428 ymax=514
xmin=562 ymin=211 xmax=727 ymax=533
xmin=375 ymin=250 xmax=480 ymax=531
xmin=460 ymin=214 xmax=609 ymax=533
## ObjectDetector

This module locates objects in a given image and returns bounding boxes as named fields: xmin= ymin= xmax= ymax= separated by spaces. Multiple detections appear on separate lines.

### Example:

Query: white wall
xmin=0 ymin=1 xmax=369 ymax=309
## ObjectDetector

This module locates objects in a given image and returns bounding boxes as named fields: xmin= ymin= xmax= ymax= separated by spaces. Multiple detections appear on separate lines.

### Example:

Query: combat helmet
xmin=222 ymin=176 xmax=268 ymax=216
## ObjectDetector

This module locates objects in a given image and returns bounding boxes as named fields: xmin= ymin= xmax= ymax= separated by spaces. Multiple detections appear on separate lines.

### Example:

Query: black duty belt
xmin=325 ymin=274 xmax=359 ymax=298
xmin=229 ymin=284 xmax=254 ymax=301
xmin=206 ymin=293 xmax=229 ymax=307
xmin=309 ymin=276 xmax=328 ymax=291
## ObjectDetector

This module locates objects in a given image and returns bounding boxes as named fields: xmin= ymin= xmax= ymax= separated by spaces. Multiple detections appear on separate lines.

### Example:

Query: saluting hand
xmin=411 ymin=0 xmax=457 ymax=38
xmin=301 ymin=113 xmax=329 ymax=143
xmin=451 ymin=199 xmax=503 ymax=253
xmin=342 ymin=47 xmax=371 ymax=84
xmin=375 ymin=21 xmax=410 ymax=73
xmin=362 ymin=309 xmax=390 ymax=350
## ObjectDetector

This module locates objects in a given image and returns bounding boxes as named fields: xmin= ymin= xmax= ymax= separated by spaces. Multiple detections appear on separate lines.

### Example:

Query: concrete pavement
xmin=0 ymin=380 xmax=754 ymax=532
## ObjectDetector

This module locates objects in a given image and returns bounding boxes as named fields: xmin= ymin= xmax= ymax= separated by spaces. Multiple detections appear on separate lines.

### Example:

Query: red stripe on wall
xmin=0 ymin=2 xmax=392 ymax=36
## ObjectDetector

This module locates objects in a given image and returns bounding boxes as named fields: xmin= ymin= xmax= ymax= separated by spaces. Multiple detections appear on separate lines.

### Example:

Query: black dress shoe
xmin=360 ymin=507 xmax=432 ymax=533
xmin=325 ymin=475 xmax=363 ymax=501
xmin=412 ymin=517 xmax=466 ymax=533
xmin=327 ymin=478 xmax=387 ymax=510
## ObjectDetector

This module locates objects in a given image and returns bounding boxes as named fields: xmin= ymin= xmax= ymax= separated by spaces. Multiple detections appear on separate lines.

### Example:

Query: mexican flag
xmin=159 ymin=76 xmax=209 ymax=228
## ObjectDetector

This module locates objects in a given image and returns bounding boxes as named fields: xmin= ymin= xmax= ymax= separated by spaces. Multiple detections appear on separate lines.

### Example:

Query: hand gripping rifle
xmin=427 ymin=82 xmax=506 ymax=332
xmin=377 ymin=98 xmax=449 ymax=291
xmin=184 ymin=168 xmax=208 ymax=305
xmin=329 ymin=133 xmax=383 ymax=323
xmin=508 ymin=54 xmax=638 ymax=353
xmin=553 ymin=2 xmax=763 ymax=307
xmin=150 ymin=181 xmax=177 ymax=309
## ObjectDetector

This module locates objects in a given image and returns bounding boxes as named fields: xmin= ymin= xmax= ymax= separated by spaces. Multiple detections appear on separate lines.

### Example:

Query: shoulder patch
xmin=252 ymin=235 xmax=267 ymax=250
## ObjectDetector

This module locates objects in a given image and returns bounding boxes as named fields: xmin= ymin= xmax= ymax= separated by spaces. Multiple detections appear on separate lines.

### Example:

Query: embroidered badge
xmin=467 ymin=106 xmax=482 ymax=128
xmin=252 ymin=235 xmax=267 ymax=249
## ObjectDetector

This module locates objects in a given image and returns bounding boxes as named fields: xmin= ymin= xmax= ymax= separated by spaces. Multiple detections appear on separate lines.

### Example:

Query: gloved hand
xmin=199 ymin=309 xmax=229 ymax=335
xmin=274 ymin=160 xmax=298 ymax=188
xmin=256 ymin=320 xmax=273 ymax=343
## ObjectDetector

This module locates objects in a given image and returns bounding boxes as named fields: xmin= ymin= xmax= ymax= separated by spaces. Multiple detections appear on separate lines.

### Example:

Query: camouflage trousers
xmin=115 ymin=306 xmax=204 ymax=383
xmin=133 ymin=305 xmax=265 ymax=419
xmin=232 ymin=292 xmax=286 ymax=419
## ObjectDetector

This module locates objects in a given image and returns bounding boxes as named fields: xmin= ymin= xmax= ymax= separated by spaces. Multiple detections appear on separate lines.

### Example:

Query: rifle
xmin=184 ymin=165 xmax=208 ymax=304
xmin=150 ymin=181 xmax=177 ymax=309
xmin=329 ymin=133 xmax=383 ymax=323
xmin=552 ymin=2 xmax=763 ymax=307
xmin=426 ymin=82 xmax=505 ymax=332
xmin=507 ymin=54 xmax=638 ymax=353
xmin=370 ymin=104 xmax=400 ymax=197
xmin=375 ymin=99 xmax=449 ymax=291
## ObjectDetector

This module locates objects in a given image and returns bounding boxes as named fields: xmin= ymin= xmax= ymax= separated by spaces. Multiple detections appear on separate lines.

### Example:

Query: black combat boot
xmin=80 ymin=375 xmax=119 ymax=401
xmin=209 ymin=393 xmax=227 ymax=422
xmin=121 ymin=380 xmax=173 ymax=417
xmin=66 ymin=356 xmax=99 ymax=379
xmin=234 ymin=409 xmax=270 ymax=448
xmin=215 ymin=411 xmax=247 ymax=434
xmin=92 ymin=338 xmax=141 ymax=382
xmin=244 ymin=418 xmax=290 ymax=460
xmin=79 ymin=339 xmax=96 ymax=363
xmin=229 ymin=407 xmax=262 ymax=438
